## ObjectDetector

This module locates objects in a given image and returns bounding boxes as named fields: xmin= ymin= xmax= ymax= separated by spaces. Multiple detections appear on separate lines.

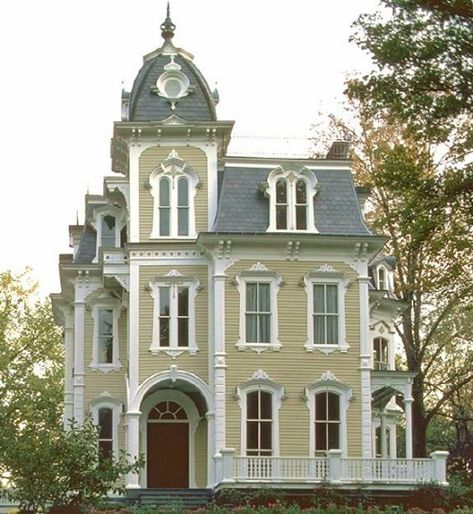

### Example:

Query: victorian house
xmin=51 ymin=9 xmax=448 ymax=494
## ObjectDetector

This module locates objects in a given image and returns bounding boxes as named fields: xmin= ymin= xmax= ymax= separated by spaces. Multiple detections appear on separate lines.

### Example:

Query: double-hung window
xmin=373 ymin=337 xmax=390 ymax=370
xmin=149 ymin=271 xmax=199 ymax=357
xmin=90 ymin=300 xmax=122 ymax=372
xmin=304 ymin=270 xmax=350 ymax=354
xmin=246 ymin=390 xmax=273 ymax=457
xmin=98 ymin=407 xmax=114 ymax=459
xmin=314 ymin=392 xmax=340 ymax=453
xmin=236 ymin=263 xmax=282 ymax=353
xmin=90 ymin=397 xmax=121 ymax=460
xmin=97 ymin=308 xmax=114 ymax=364
xmin=149 ymin=149 xmax=199 ymax=239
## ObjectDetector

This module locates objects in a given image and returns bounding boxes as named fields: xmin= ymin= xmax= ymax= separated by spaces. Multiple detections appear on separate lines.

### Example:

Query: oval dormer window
xmin=164 ymin=77 xmax=183 ymax=97
xmin=156 ymin=70 xmax=190 ymax=102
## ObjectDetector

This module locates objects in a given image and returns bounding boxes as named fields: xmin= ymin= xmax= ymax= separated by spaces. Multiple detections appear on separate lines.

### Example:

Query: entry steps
xmin=135 ymin=488 xmax=213 ymax=508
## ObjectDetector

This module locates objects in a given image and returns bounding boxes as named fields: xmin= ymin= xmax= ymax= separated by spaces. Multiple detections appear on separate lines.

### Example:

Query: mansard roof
xmin=126 ymin=9 xmax=217 ymax=123
xmin=212 ymin=164 xmax=372 ymax=236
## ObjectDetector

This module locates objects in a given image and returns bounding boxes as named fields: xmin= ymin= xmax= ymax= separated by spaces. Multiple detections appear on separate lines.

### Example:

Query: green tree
xmin=312 ymin=104 xmax=473 ymax=457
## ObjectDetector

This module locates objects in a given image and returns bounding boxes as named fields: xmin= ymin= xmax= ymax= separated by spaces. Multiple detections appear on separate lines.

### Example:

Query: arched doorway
xmin=147 ymin=400 xmax=189 ymax=488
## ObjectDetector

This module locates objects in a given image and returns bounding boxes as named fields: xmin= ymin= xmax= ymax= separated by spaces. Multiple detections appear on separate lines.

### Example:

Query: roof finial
xmin=161 ymin=2 xmax=175 ymax=42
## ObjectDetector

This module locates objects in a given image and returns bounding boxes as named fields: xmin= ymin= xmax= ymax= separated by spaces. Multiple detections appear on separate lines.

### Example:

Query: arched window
xmin=373 ymin=337 xmax=389 ymax=370
xmin=101 ymin=215 xmax=116 ymax=247
xmin=148 ymin=401 xmax=188 ymax=421
xmin=265 ymin=165 xmax=318 ymax=232
xmin=98 ymin=407 xmax=113 ymax=459
xmin=377 ymin=267 xmax=387 ymax=290
xmin=314 ymin=392 xmax=340 ymax=453
xmin=246 ymin=390 xmax=273 ymax=456
xmin=92 ymin=205 xmax=127 ymax=262
xmin=149 ymin=149 xmax=199 ymax=239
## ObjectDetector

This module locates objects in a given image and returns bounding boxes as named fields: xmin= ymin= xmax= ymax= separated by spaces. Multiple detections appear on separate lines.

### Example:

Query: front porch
xmin=214 ymin=449 xmax=449 ymax=489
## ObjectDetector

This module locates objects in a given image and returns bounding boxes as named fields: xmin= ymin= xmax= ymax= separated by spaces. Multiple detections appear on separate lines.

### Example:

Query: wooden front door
xmin=147 ymin=401 xmax=189 ymax=488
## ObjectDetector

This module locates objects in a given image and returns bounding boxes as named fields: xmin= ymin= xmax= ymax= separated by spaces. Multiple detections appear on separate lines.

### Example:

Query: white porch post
xmin=430 ymin=451 xmax=449 ymax=485
xmin=358 ymin=271 xmax=373 ymax=458
xmin=63 ymin=308 xmax=74 ymax=429
xmin=327 ymin=449 xmax=343 ymax=484
xmin=206 ymin=412 xmax=216 ymax=487
xmin=405 ymin=398 xmax=413 ymax=459
xmin=220 ymin=448 xmax=236 ymax=483
xmin=125 ymin=411 xmax=141 ymax=489
xmin=380 ymin=410 xmax=388 ymax=458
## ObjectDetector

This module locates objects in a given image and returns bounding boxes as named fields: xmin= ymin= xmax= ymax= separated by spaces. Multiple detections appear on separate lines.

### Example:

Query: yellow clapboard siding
xmin=224 ymin=259 xmax=362 ymax=457
xmin=138 ymin=146 xmax=208 ymax=240
xmin=138 ymin=264 xmax=209 ymax=384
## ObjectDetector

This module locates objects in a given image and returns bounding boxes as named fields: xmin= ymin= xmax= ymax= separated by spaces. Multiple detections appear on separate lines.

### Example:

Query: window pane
xmin=247 ymin=391 xmax=258 ymax=419
xmin=246 ymin=314 xmax=257 ymax=343
xmin=178 ymin=287 xmax=188 ymax=315
xmin=296 ymin=180 xmax=306 ymax=203
xmin=178 ymin=178 xmax=188 ymax=206
xmin=260 ymin=391 xmax=272 ymax=420
xmin=159 ymin=178 xmax=170 ymax=206
xmin=326 ymin=316 xmax=338 ymax=344
xmin=246 ymin=283 xmax=258 ymax=312
xmin=315 ymin=393 xmax=327 ymax=421
xmin=99 ymin=309 xmax=113 ymax=336
xmin=99 ymin=408 xmax=113 ymax=439
xmin=104 ymin=337 xmax=113 ymax=363
xmin=314 ymin=316 xmax=325 ymax=344
xmin=99 ymin=440 xmax=113 ymax=460
xmin=258 ymin=284 xmax=270 ymax=312
xmin=315 ymin=423 xmax=327 ymax=451
xmin=296 ymin=206 xmax=307 ymax=229
xmin=160 ymin=318 xmax=169 ymax=346
xmin=326 ymin=285 xmax=338 ymax=313
xmin=247 ymin=421 xmax=258 ymax=450
xmin=328 ymin=424 xmax=340 ymax=449
xmin=120 ymin=226 xmax=127 ymax=248
xmin=178 ymin=318 xmax=188 ymax=347
xmin=259 ymin=314 xmax=271 ymax=343
xmin=276 ymin=180 xmax=287 ymax=203
xmin=260 ymin=422 xmax=272 ymax=450
xmin=327 ymin=393 xmax=340 ymax=420
xmin=102 ymin=215 xmax=116 ymax=247
xmin=276 ymin=206 xmax=287 ymax=229
xmin=178 ymin=208 xmax=189 ymax=236
xmin=314 ymin=285 xmax=325 ymax=313
xmin=159 ymin=287 xmax=170 ymax=316
xmin=159 ymin=207 xmax=170 ymax=236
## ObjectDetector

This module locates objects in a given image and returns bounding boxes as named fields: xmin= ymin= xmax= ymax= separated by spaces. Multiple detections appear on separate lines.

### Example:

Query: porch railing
xmin=214 ymin=449 xmax=449 ymax=487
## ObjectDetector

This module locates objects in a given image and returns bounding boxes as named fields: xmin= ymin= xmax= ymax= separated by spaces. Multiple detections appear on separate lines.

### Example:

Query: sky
xmin=0 ymin=0 xmax=380 ymax=297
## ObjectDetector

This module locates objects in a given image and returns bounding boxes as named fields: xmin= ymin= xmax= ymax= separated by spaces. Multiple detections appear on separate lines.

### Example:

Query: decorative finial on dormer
xmin=161 ymin=2 xmax=176 ymax=42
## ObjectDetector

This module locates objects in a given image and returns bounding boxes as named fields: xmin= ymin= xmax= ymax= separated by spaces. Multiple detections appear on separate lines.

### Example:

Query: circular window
xmin=164 ymin=78 xmax=183 ymax=97
xmin=156 ymin=69 xmax=190 ymax=101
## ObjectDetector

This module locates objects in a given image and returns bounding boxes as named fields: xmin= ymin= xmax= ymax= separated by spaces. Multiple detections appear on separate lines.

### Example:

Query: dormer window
xmin=377 ymin=267 xmax=387 ymax=290
xmin=264 ymin=164 xmax=318 ymax=232
xmin=92 ymin=205 xmax=127 ymax=261
xmin=101 ymin=215 xmax=116 ymax=247
xmin=149 ymin=149 xmax=199 ymax=239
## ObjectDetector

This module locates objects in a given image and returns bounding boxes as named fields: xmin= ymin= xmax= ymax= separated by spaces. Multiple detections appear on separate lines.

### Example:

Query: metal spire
xmin=161 ymin=2 xmax=176 ymax=42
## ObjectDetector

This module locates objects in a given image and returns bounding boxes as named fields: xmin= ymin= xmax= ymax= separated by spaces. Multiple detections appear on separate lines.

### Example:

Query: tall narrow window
xmin=275 ymin=180 xmax=288 ymax=230
xmin=245 ymin=283 xmax=271 ymax=344
xmin=246 ymin=390 xmax=273 ymax=456
xmin=159 ymin=178 xmax=171 ymax=236
xmin=314 ymin=392 xmax=340 ymax=453
xmin=177 ymin=178 xmax=189 ymax=236
xmin=295 ymin=180 xmax=307 ymax=230
xmin=378 ymin=267 xmax=387 ymax=290
xmin=97 ymin=308 xmax=113 ymax=364
xmin=98 ymin=407 xmax=113 ymax=459
xmin=313 ymin=284 xmax=339 ymax=344
xmin=101 ymin=215 xmax=116 ymax=248
xmin=177 ymin=286 xmax=189 ymax=347
xmin=159 ymin=287 xmax=171 ymax=347
xmin=373 ymin=337 xmax=389 ymax=370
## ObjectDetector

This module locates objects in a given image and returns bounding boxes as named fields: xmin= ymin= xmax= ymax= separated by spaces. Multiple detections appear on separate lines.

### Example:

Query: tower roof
xmin=127 ymin=5 xmax=217 ymax=122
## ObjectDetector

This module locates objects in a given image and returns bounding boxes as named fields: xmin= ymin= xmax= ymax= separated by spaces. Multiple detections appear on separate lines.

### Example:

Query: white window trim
xmin=237 ymin=370 xmax=285 ymax=457
xmin=90 ymin=395 xmax=122 ymax=459
xmin=305 ymin=371 xmax=352 ymax=457
xmin=376 ymin=264 xmax=390 ymax=291
xmin=92 ymin=204 xmax=127 ymax=263
xmin=304 ymin=267 xmax=350 ymax=354
xmin=89 ymin=299 xmax=122 ymax=373
xmin=235 ymin=262 xmax=282 ymax=353
xmin=148 ymin=269 xmax=200 ymax=358
xmin=263 ymin=164 xmax=319 ymax=233
xmin=149 ymin=149 xmax=200 ymax=239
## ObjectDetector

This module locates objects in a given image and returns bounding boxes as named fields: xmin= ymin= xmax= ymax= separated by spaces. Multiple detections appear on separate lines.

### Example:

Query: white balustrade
xmin=233 ymin=457 xmax=326 ymax=482
xmin=340 ymin=458 xmax=435 ymax=483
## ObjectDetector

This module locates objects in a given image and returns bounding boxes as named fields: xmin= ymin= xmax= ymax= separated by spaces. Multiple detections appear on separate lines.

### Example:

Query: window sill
xmin=304 ymin=342 xmax=350 ymax=355
xmin=89 ymin=361 xmax=122 ymax=373
xmin=149 ymin=346 xmax=199 ymax=359
xmin=236 ymin=341 xmax=282 ymax=354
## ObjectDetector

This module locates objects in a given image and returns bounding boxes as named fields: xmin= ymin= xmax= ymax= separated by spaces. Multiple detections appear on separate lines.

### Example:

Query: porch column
xmin=405 ymin=398 xmax=413 ymax=459
xmin=63 ymin=308 xmax=74 ymax=429
xmin=125 ymin=411 xmax=141 ymax=489
xmin=380 ymin=410 xmax=388 ymax=458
